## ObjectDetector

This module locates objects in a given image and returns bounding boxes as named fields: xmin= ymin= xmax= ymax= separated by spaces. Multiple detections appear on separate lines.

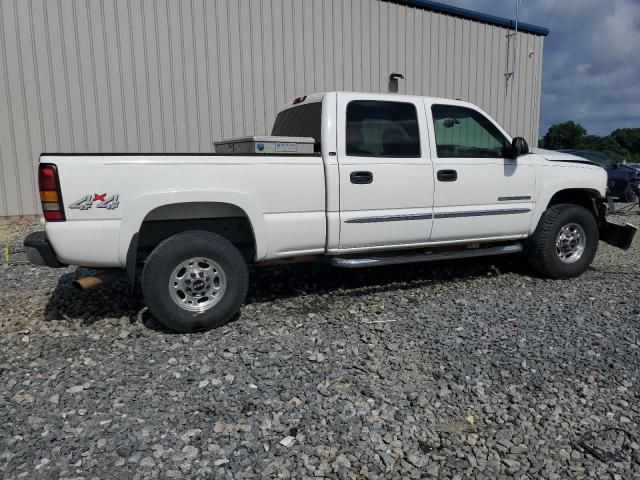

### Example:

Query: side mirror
xmin=442 ymin=118 xmax=460 ymax=128
xmin=506 ymin=137 xmax=529 ymax=159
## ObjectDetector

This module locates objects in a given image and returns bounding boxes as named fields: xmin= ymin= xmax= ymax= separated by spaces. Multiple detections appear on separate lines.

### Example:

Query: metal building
xmin=0 ymin=0 xmax=548 ymax=217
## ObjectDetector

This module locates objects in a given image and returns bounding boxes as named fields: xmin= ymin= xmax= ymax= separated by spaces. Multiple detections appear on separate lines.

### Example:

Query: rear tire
xmin=526 ymin=203 xmax=599 ymax=279
xmin=142 ymin=231 xmax=249 ymax=332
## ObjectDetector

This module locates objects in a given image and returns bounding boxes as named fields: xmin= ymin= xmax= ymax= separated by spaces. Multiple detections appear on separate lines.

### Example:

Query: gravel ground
xmin=1 ymin=212 xmax=639 ymax=479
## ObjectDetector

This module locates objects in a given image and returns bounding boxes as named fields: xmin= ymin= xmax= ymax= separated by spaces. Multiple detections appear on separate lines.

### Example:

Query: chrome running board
xmin=326 ymin=243 xmax=523 ymax=268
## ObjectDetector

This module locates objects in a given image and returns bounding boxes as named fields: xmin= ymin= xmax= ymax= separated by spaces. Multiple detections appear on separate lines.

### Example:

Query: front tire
xmin=526 ymin=203 xmax=599 ymax=279
xmin=623 ymin=183 xmax=638 ymax=203
xmin=142 ymin=231 xmax=249 ymax=332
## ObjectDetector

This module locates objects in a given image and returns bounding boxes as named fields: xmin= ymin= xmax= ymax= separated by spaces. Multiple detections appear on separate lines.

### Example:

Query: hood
xmin=530 ymin=148 xmax=601 ymax=166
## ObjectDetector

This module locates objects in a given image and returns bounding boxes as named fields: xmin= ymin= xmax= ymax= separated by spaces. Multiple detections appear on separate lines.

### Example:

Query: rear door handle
xmin=350 ymin=171 xmax=373 ymax=184
xmin=437 ymin=169 xmax=457 ymax=182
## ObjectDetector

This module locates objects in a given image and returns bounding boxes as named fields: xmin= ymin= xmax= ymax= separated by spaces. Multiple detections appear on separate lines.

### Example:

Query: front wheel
xmin=142 ymin=231 xmax=249 ymax=332
xmin=526 ymin=204 xmax=599 ymax=279
xmin=623 ymin=183 xmax=638 ymax=203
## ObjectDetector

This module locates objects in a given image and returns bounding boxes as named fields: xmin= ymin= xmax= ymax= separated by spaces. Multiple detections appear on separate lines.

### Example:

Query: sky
xmin=445 ymin=0 xmax=640 ymax=137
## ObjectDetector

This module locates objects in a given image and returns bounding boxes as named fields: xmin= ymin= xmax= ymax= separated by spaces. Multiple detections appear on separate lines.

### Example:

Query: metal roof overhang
xmin=394 ymin=0 xmax=549 ymax=36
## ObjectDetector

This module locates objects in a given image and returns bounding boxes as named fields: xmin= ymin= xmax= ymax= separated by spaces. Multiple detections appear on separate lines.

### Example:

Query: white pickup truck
xmin=25 ymin=92 xmax=636 ymax=332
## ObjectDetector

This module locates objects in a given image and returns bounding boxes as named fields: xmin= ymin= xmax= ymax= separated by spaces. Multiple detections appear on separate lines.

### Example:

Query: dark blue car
xmin=560 ymin=149 xmax=640 ymax=202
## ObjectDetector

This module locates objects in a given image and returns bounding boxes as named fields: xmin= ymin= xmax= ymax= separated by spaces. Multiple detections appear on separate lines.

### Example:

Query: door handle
xmin=350 ymin=171 xmax=373 ymax=184
xmin=437 ymin=169 xmax=457 ymax=182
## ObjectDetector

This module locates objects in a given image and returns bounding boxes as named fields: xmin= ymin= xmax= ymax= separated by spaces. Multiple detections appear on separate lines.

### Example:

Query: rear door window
xmin=346 ymin=101 xmax=420 ymax=157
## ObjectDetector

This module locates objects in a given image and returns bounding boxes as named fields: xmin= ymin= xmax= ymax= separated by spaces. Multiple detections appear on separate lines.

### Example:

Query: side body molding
xmin=117 ymin=189 xmax=268 ymax=265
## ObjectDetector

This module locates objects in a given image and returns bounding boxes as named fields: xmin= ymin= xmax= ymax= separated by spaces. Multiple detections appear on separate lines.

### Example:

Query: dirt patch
xmin=0 ymin=216 xmax=40 ymax=244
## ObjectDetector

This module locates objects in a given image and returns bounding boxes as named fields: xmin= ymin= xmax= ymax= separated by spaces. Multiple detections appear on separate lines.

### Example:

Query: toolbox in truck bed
xmin=213 ymin=136 xmax=315 ymax=154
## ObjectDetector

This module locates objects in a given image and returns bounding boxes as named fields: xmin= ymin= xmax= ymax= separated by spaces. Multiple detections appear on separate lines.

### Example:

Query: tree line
xmin=538 ymin=121 xmax=640 ymax=162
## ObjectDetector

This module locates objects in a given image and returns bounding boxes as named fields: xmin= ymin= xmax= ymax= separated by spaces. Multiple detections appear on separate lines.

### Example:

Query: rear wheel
xmin=142 ymin=231 xmax=249 ymax=332
xmin=526 ymin=203 xmax=599 ymax=279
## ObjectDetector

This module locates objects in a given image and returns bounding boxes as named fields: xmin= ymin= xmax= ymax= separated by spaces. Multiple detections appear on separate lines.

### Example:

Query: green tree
xmin=540 ymin=121 xmax=587 ymax=149
xmin=611 ymin=128 xmax=640 ymax=154
xmin=576 ymin=135 xmax=628 ymax=162
xmin=539 ymin=122 xmax=640 ymax=162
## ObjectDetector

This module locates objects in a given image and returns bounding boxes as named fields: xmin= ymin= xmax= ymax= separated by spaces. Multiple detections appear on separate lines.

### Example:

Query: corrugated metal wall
xmin=0 ymin=0 xmax=544 ymax=216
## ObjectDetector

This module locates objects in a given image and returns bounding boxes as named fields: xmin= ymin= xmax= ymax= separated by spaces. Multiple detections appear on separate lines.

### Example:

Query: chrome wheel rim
xmin=555 ymin=223 xmax=586 ymax=264
xmin=169 ymin=257 xmax=226 ymax=312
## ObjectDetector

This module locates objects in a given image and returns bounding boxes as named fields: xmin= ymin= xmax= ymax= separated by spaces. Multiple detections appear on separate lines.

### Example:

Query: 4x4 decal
xmin=69 ymin=193 xmax=120 ymax=210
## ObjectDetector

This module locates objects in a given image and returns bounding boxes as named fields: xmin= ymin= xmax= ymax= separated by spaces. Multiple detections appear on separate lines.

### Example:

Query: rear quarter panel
xmin=42 ymin=154 xmax=326 ymax=267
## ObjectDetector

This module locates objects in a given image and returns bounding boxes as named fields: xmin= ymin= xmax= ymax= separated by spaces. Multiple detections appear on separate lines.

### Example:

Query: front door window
xmin=431 ymin=104 xmax=507 ymax=159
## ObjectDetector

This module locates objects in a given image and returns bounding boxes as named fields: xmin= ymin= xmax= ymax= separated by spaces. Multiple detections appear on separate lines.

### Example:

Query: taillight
xmin=38 ymin=164 xmax=65 ymax=222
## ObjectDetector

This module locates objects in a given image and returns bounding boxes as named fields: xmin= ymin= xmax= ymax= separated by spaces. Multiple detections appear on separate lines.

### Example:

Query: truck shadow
xmin=42 ymin=257 xmax=527 ymax=330
xmin=42 ymin=268 xmax=144 ymax=328
xmin=247 ymin=256 xmax=526 ymax=304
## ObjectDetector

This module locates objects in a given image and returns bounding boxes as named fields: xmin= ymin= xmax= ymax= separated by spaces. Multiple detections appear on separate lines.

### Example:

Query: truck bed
xmin=40 ymin=152 xmax=327 ymax=268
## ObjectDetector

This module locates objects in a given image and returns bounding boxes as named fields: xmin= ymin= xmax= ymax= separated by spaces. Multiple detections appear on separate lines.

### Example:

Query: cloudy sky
xmin=446 ymin=0 xmax=640 ymax=137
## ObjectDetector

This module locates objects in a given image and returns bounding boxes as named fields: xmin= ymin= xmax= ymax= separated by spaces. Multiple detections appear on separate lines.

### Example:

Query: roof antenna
xmin=505 ymin=0 xmax=520 ymax=94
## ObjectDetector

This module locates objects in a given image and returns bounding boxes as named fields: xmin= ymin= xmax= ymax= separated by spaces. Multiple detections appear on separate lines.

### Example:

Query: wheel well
xmin=136 ymin=202 xmax=256 ymax=263
xmin=547 ymin=189 xmax=600 ymax=217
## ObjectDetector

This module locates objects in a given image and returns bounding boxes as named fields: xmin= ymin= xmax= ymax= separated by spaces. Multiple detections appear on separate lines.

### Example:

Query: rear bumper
xmin=23 ymin=231 xmax=66 ymax=268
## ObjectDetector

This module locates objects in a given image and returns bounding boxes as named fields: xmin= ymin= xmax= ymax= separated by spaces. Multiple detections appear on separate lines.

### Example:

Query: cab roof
xmin=279 ymin=91 xmax=486 ymax=112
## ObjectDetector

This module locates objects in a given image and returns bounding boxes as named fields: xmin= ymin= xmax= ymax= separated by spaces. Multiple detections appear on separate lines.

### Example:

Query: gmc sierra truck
xmin=25 ymin=92 xmax=636 ymax=332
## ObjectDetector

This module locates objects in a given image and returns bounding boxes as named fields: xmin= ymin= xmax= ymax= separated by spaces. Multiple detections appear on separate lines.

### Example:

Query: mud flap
xmin=600 ymin=222 xmax=637 ymax=250
xmin=126 ymin=233 xmax=139 ymax=293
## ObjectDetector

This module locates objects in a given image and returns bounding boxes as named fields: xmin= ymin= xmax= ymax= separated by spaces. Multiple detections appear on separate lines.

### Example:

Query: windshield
xmin=271 ymin=102 xmax=322 ymax=153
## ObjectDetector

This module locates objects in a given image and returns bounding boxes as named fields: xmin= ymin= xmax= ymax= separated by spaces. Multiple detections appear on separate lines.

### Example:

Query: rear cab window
xmin=346 ymin=101 xmax=420 ymax=158
xmin=271 ymin=102 xmax=322 ymax=153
